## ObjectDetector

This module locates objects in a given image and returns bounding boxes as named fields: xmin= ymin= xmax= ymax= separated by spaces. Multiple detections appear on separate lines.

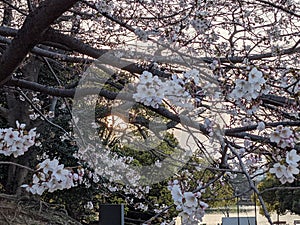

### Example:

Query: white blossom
xmin=168 ymin=181 xmax=208 ymax=224
xmin=22 ymin=159 xmax=84 ymax=195
xmin=0 ymin=121 xmax=37 ymax=158
xmin=171 ymin=184 xmax=183 ymax=205
xmin=133 ymin=71 xmax=194 ymax=109
xmin=230 ymin=67 xmax=267 ymax=104
xmin=286 ymin=149 xmax=300 ymax=166
xmin=270 ymin=126 xmax=295 ymax=148
xmin=269 ymin=163 xmax=286 ymax=178
xmin=257 ymin=122 xmax=265 ymax=131
xmin=85 ymin=201 xmax=94 ymax=210
xmin=183 ymin=192 xmax=198 ymax=208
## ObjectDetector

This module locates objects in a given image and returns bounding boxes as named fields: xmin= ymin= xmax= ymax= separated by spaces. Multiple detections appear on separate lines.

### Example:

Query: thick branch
xmin=1 ymin=25 xmax=300 ymax=71
xmin=226 ymin=121 xmax=300 ymax=134
xmin=0 ymin=0 xmax=78 ymax=85
xmin=6 ymin=78 xmax=300 ymax=151
xmin=45 ymin=29 xmax=108 ymax=59
xmin=6 ymin=78 xmax=133 ymax=100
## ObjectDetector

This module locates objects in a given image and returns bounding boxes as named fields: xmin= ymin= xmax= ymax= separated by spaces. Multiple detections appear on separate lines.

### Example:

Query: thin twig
xmin=0 ymin=161 xmax=35 ymax=172
xmin=260 ymin=186 xmax=300 ymax=194
xmin=17 ymin=88 xmax=73 ymax=140
xmin=42 ymin=56 xmax=86 ymax=145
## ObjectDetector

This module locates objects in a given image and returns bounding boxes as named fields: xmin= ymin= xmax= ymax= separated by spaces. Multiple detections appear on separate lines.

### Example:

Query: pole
xmin=254 ymin=181 xmax=257 ymax=225
xmin=237 ymin=195 xmax=240 ymax=225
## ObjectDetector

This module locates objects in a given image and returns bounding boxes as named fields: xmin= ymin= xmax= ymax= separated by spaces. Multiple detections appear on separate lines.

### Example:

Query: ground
xmin=0 ymin=194 xmax=82 ymax=225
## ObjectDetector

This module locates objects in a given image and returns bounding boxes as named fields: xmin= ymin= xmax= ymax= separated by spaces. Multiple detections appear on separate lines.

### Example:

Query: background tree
xmin=257 ymin=175 xmax=300 ymax=215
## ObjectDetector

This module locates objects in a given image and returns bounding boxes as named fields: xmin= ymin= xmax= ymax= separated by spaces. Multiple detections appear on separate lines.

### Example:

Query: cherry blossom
xmin=230 ymin=67 xmax=268 ymax=104
xmin=0 ymin=121 xmax=37 ymax=157
xmin=21 ymin=159 xmax=84 ymax=195
xmin=133 ymin=70 xmax=195 ymax=109
xmin=168 ymin=180 xmax=208 ymax=224
xmin=286 ymin=149 xmax=300 ymax=166
xmin=84 ymin=201 xmax=94 ymax=210
xmin=269 ymin=163 xmax=286 ymax=179
xmin=270 ymin=149 xmax=300 ymax=184
xmin=183 ymin=192 xmax=198 ymax=208
xmin=269 ymin=126 xmax=295 ymax=148
xmin=257 ymin=122 xmax=266 ymax=131
xmin=170 ymin=184 xmax=183 ymax=206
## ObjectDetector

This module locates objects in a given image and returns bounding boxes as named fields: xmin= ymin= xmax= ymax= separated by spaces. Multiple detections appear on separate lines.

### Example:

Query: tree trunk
xmin=5 ymin=57 xmax=42 ymax=195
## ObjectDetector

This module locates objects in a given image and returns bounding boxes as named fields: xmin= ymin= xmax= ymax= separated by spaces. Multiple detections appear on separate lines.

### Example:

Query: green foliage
xmin=257 ymin=174 xmax=300 ymax=215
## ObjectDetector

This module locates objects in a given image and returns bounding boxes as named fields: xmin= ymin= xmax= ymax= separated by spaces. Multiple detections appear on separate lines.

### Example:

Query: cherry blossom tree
xmin=0 ymin=0 xmax=300 ymax=224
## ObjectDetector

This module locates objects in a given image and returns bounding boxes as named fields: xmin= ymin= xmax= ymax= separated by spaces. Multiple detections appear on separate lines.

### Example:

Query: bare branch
xmin=226 ymin=121 xmax=300 ymax=134
xmin=0 ymin=161 xmax=34 ymax=172
xmin=260 ymin=186 xmax=300 ymax=194
xmin=255 ymin=0 xmax=300 ymax=18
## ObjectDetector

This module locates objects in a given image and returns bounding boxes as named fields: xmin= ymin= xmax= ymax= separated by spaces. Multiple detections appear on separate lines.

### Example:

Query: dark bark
xmin=0 ymin=0 xmax=78 ymax=85
xmin=45 ymin=29 xmax=108 ymax=59
xmin=1 ymin=25 xmax=300 ymax=74
xmin=2 ymin=0 xmax=13 ymax=26
xmin=5 ymin=58 xmax=43 ymax=195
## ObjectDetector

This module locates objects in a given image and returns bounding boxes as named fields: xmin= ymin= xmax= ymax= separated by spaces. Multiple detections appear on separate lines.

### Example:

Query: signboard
xmin=99 ymin=204 xmax=124 ymax=225
xmin=222 ymin=217 xmax=255 ymax=225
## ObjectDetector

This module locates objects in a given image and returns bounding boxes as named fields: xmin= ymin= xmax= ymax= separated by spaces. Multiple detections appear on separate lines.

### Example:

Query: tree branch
xmin=5 ymin=78 xmax=300 ymax=151
xmin=260 ymin=186 xmax=300 ymax=194
xmin=1 ymin=24 xmax=300 ymax=73
xmin=6 ymin=78 xmax=133 ymax=100
xmin=0 ymin=35 xmax=92 ymax=64
xmin=0 ymin=0 xmax=78 ymax=85
xmin=255 ymin=0 xmax=300 ymax=18
xmin=0 ymin=161 xmax=34 ymax=172
xmin=226 ymin=121 xmax=300 ymax=134
xmin=229 ymin=144 xmax=273 ymax=225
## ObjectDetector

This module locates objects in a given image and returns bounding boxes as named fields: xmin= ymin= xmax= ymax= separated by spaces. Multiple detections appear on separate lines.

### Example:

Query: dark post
xmin=236 ymin=189 xmax=240 ymax=225
xmin=237 ymin=195 xmax=240 ymax=225
xmin=99 ymin=204 xmax=124 ymax=225
xmin=254 ymin=181 xmax=257 ymax=225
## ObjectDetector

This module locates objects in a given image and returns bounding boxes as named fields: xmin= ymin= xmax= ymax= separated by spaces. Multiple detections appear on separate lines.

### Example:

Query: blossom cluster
xmin=165 ymin=75 xmax=194 ymax=109
xmin=270 ymin=149 xmax=300 ymax=184
xmin=75 ymin=144 xmax=141 ymax=186
xmin=133 ymin=71 xmax=166 ymax=108
xmin=269 ymin=125 xmax=295 ymax=148
xmin=230 ymin=67 xmax=268 ymax=102
xmin=95 ymin=1 xmax=114 ymax=14
xmin=168 ymin=180 xmax=208 ymax=225
xmin=134 ymin=28 xmax=149 ymax=41
xmin=133 ymin=70 xmax=196 ymax=109
xmin=190 ymin=11 xmax=209 ymax=33
xmin=0 ymin=121 xmax=37 ymax=158
xmin=21 ymin=159 xmax=84 ymax=195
